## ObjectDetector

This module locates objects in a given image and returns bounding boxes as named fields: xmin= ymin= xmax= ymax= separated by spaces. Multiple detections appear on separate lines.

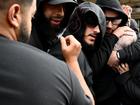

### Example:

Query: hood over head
xmin=37 ymin=0 xmax=77 ymax=7
xmin=96 ymin=0 xmax=128 ymax=26
xmin=32 ymin=0 xmax=77 ymax=50
xmin=47 ymin=0 xmax=77 ymax=5
xmin=64 ymin=2 xmax=106 ymax=50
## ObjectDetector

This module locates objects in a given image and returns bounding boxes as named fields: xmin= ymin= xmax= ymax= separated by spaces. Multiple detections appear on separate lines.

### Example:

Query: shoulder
xmin=0 ymin=37 xmax=78 ymax=104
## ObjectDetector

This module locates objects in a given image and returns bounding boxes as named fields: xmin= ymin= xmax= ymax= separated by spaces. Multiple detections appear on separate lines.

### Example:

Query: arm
xmin=88 ymin=26 xmax=130 ymax=75
xmin=115 ymin=63 xmax=140 ymax=104
xmin=108 ymin=26 xmax=139 ymax=67
xmin=60 ymin=35 xmax=95 ymax=105
xmin=118 ymin=36 xmax=140 ymax=62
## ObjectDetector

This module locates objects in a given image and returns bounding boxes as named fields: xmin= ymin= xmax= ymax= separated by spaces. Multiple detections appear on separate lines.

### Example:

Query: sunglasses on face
xmin=106 ymin=17 xmax=122 ymax=26
xmin=84 ymin=13 xmax=99 ymax=28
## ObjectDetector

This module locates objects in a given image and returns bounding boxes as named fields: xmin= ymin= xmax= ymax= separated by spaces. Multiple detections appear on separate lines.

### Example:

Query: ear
xmin=7 ymin=4 xmax=21 ymax=28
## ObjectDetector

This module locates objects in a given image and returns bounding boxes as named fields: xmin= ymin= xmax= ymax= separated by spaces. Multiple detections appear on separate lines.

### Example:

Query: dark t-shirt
xmin=0 ymin=36 xmax=91 ymax=105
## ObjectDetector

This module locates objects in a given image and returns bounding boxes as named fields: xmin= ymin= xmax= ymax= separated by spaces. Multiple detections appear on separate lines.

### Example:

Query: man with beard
xmin=29 ymin=0 xmax=94 ymax=95
xmin=29 ymin=0 xmax=78 ymax=51
xmin=91 ymin=0 xmax=140 ymax=105
xmin=62 ymin=2 xmax=128 ymax=105
xmin=0 ymin=0 xmax=95 ymax=105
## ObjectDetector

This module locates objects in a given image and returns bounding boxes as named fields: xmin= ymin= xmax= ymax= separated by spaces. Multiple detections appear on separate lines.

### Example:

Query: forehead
xmin=43 ymin=3 xmax=63 ymax=9
xmin=24 ymin=0 xmax=36 ymax=12
xmin=104 ymin=9 xmax=119 ymax=17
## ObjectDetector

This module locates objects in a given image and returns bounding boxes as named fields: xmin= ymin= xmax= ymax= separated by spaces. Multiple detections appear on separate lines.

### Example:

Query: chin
xmin=87 ymin=41 xmax=94 ymax=46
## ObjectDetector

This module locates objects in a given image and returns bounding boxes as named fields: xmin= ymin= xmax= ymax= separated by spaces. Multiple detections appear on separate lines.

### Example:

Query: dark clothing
xmin=64 ymin=2 xmax=106 ymax=51
xmin=118 ymin=36 xmax=140 ymax=62
xmin=96 ymin=0 xmax=140 ymax=63
xmin=0 ymin=36 xmax=92 ymax=105
xmin=62 ymin=2 xmax=121 ymax=105
xmin=29 ymin=0 xmax=94 ymax=94
xmin=30 ymin=29 xmax=94 ymax=94
xmin=96 ymin=0 xmax=128 ymax=26
xmin=115 ymin=61 xmax=140 ymax=105
xmin=30 ymin=0 xmax=77 ymax=52
xmin=96 ymin=0 xmax=140 ymax=104
xmin=114 ymin=19 xmax=140 ymax=105
xmin=91 ymin=34 xmax=120 ymax=105
xmin=48 ymin=41 xmax=94 ymax=93
xmin=118 ymin=19 xmax=140 ymax=62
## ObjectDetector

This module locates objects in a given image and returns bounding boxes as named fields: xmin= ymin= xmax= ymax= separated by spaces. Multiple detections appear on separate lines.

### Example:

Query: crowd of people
xmin=0 ymin=0 xmax=140 ymax=105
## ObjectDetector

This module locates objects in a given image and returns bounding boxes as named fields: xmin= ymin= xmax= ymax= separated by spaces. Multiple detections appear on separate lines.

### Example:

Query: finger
xmin=60 ymin=36 xmax=67 ymax=50
xmin=125 ymin=63 xmax=129 ymax=68
xmin=65 ymin=35 xmax=81 ymax=48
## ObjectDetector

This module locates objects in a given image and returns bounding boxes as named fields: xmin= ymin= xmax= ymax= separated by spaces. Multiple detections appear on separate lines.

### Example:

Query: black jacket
xmin=115 ymin=61 xmax=140 ymax=105
xmin=118 ymin=19 xmax=140 ymax=62
xmin=29 ymin=0 xmax=77 ymax=51
xmin=0 ymin=36 xmax=92 ymax=105
xmin=62 ymin=2 xmax=121 ymax=105
xmin=96 ymin=0 xmax=140 ymax=63
xmin=29 ymin=0 xmax=94 ymax=95
xmin=64 ymin=2 xmax=106 ymax=50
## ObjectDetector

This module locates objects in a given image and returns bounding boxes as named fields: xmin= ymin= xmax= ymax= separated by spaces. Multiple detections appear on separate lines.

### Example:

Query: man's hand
xmin=108 ymin=51 xmax=120 ymax=67
xmin=60 ymin=35 xmax=95 ymax=105
xmin=60 ymin=35 xmax=81 ymax=63
xmin=113 ymin=63 xmax=129 ymax=74
xmin=113 ymin=26 xmax=135 ymax=38
xmin=114 ymin=29 xmax=137 ymax=50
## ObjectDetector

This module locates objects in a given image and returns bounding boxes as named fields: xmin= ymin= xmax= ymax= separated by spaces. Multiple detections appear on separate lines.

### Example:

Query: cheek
xmin=44 ymin=9 xmax=52 ymax=18
xmin=25 ymin=16 xmax=32 ymax=34
xmin=112 ymin=26 xmax=118 ymax=31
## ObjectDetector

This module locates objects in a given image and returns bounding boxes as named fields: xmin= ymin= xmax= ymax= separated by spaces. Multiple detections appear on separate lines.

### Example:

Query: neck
xmin=0 ymin=26 xmax=17 ymax=41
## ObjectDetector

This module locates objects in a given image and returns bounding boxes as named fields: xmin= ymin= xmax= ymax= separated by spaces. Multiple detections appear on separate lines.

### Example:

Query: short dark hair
xmin=0 ymin=0 xmax=33 ymax=10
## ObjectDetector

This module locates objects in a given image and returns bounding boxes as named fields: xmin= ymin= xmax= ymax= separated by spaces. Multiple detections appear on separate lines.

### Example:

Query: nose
xmin=94 ymin=25 xmax=100 ymax=33
xmin=107 ymin=21 xmax=113 ymax=29
xmin=56 ymin=5 xmax=64 ymax=16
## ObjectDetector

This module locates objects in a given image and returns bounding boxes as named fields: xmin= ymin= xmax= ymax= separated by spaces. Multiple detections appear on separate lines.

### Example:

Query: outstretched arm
xmin=60 ymin=35 xmax=95 ymax=105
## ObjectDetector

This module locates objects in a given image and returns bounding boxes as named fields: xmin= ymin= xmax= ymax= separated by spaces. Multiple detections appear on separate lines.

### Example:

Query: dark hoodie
xmin=96 ymin=0 xmax=128 ymax=26
xmin=63 ymin=2 xmax=121 ymax=105
xmin=29 ymin=0 xmax=94 ymax=96
xmin=29 ymin=0 xmax=77 ymax=51
xmin=95 ymin=0 xmax=140 ymax=105
xmin=64 ymin=2 xmax=106 ymax=52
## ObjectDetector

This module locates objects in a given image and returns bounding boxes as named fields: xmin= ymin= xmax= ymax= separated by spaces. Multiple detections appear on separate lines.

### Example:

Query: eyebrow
xmin=106 ymin=17 xmax=121 ymax=20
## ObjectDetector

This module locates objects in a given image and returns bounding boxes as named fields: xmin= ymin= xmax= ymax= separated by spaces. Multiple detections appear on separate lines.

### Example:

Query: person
xmin=0 ymin=0 xmax=95 ymax=105
xmin=95 ymin=0 xmax=140 ymax=105
xmin=29 ymin=0 xmax=77 ymax=51
xmin=63 ymin=1 xmax=106 ymax=52
xmin=109 ymin=34 xmax=140 ymax=105
xmin=114 ymin=62 xmax=140 ymax=105
xmin=107 ymin=5 xmax=140 ymax=105
xmin=29 ymin=0 xmax=94 ymax=93
xmin=62 ymin=1 xmax=129 ymax=105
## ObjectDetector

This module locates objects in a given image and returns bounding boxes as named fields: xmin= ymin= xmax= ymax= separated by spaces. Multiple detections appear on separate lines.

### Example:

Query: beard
xmin=18 ymin=21 xmax=30 ymax=43
xmin=82 ymin=39 xmax=95 ymax=52
xmin=47 ymin=16 xmax=64 ymax=29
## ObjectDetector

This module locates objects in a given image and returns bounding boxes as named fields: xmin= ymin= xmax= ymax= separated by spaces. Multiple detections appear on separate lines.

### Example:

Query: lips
xmin=50 ymin=18 xmax=62 ymax=26
xmin=88 ymin=34 xmax=97 ymax=41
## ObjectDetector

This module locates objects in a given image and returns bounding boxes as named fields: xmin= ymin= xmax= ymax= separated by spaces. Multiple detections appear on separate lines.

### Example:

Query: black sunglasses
xmin=84 ymin=12 xmax=99 ymax=27
xmin=106 ymin=17 xmax=122 ymax=25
